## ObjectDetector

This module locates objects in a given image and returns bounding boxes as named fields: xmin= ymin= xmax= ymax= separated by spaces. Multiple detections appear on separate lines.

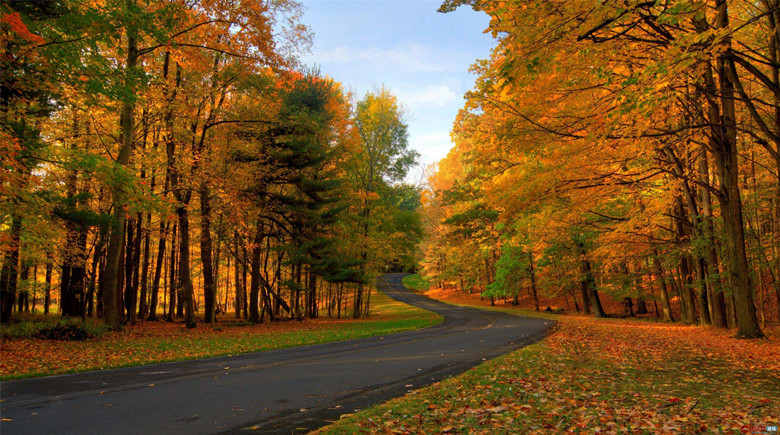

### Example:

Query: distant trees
xmin=0 ymin=1 xmax=422 ymax=327
xmin=349 ymin=88 xmax=419 ymax=317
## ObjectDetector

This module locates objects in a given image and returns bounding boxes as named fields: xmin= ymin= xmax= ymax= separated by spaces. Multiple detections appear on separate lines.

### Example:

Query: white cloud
xmin=401 ymin=85 xmax=457 ymax=108
xmin=309 ymin=43 xmax=455 ymax=73
xmin=410 ymin=131 xmax=453 ymax=164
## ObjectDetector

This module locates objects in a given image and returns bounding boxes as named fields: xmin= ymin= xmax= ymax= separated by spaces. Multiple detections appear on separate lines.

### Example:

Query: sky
xmin=298 ymin=0 xmax=495 ymax=173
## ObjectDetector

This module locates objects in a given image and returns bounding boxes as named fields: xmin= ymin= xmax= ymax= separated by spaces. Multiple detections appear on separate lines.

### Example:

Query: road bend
xmin=0 ymin=273 xmax=552 ymax=434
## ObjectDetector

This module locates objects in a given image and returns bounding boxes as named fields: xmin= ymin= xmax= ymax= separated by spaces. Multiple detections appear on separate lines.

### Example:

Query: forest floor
xmin=0 ymin=290 xmax=442 ymax=380
xmin=319 ymin=282 xmax=780 ymax=434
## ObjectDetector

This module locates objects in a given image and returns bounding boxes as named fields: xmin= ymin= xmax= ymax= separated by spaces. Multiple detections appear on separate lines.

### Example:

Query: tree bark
xmin=234 ymin=232 xmax=242 ymax=318
xmin=200 ymin=183 xmax=216 ymax=324
xmin=698 ymin=147 xmax=728 ymax=327
xmin=249 ymin=222 xmax=262 ymax=323
xmin=652 ymin=252 xmax=674 ymax=322
xmin=712 ymin=0 xmax=762 ymax=337
xmin=576 ymin=240 xmax=604 ymax=317
xmin=528 ymin=250 xmax=539 ymax=311
xmin=102 ymin=3 xmax=138 ymax=330
xmin=166 ymin=222 xmax=177 ymax=321
xmin=148 ymin=221 xmax=167 ymax=321
xmin=177 ymin=206 xmax=196 ymax=328
xmin=44 ymin=254 xmax=53 ymax=316
xmin=123 ymin=218 xmax=137 ymax=324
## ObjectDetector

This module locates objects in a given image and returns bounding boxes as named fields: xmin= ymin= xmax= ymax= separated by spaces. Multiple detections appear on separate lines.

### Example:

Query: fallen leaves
xmin=319 ymin=314 xmax=779 ymax=434
xmin=0 ymin=297 xmax=441 ymax=380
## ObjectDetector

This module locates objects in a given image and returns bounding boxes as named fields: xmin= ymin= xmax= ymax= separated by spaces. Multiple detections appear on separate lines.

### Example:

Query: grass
xmin=401 ymin=274 xmax=430 ymax=292
xmin=319 ymin=296 xmax=779 ymax=434
xmin=0 ymin=290 xmax=442 ymax=380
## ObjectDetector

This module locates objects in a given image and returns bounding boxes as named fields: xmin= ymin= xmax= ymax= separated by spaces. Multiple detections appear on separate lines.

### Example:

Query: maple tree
xmin=0 ymin=1 xmax=420 ymax=330
xmin=421 ymin=0 xmax=780 ymax=338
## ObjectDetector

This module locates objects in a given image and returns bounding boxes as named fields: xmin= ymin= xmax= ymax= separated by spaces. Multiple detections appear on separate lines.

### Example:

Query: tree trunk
xmin=766 ymin=0 xmax=780 ymax=323
xmin=166 ymin=222 xmax=177 ymax=321
xmin=199 ymin=183 xmax=216 ymax=324
xmin=576 ymin=240 xmax=604 ymax=317
xmin=528 ymin=250 xmax=539 ymax=311
xmin=307 ymin=267 xmax=317 ymax=318
xmin=44 ymin=255 xmax=52 ymax=316
xmin=148 ymin=221 xmax=167 ymax=321
xmin=249 ymin=223 xmax=262 ymax=323
xmin=234 ymin=232 xmax=242 ymax=318
xmin=242 ymin=245 xmax=248 ymax=319
xmin=102 ymin=6 xmax=138 ymax=330
xmin=699 ymin=147 xmax=728 ymax=327
xmin=130 ymin=216 xmax=143 ymax=321
xmin=177 ymin=206 xmax=196 ymax=328
xmin=0 ymin=216 xmax=21 ymax=323
xmin=124 ymin=218 xmax=137 ymax=325
xmin=138 ymin=217 xmax=151 ymax=319
xmin=710 ymin=0 xmax=762 ymax=337
xmin=19 ymin=266 xmax=29 ymax=313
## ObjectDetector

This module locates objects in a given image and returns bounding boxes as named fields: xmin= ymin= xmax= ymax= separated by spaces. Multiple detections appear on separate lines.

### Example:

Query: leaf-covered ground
xmin=0 ymin=291 xmax=441 ymax=380
xmin=321 ymin=306 xmax=779 ymax=434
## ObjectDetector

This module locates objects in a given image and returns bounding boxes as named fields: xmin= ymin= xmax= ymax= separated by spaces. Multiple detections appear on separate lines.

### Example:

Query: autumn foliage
xmin=421 ymin=0 xmax=780 ymax=339
xmin=0 ymin=1 xmax=421 ymax=329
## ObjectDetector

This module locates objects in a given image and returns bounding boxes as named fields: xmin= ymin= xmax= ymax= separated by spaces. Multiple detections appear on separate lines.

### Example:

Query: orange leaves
xmin=1 ymin=11 xmax=45 ymax=45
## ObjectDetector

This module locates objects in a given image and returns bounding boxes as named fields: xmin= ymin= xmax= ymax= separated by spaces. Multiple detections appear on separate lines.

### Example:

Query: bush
xmin=0 ymin=321 xmax=41 ymax=339
xmin=2 ymin=318 xmax=107 ymax=341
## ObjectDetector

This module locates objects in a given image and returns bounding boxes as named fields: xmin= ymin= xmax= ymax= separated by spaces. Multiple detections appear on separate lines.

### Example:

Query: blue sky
xmin=299 ymin=0 xmax=495 ymax=171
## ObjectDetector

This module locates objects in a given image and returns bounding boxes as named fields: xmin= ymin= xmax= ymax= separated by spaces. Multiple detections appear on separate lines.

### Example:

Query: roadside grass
xmin=320 ymin=306 xmax=779 ymax=434
xmin=0 ymin=290 xmax=442 ymax=380
xmin=401 ymin=274 xmax=430 ymax=292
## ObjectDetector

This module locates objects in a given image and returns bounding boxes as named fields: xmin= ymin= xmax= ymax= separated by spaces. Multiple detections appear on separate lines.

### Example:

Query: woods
xmin=0 ymin=1 xmax=421 ymax=328
xmin=422 ymin=0 xmax=779 ymax=338
xmin=1 ymin=1 xmax=778 ymax=432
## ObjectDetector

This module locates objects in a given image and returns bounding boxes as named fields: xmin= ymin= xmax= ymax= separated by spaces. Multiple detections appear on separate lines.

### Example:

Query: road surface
xmin=0 ymin=274 xmax=552 ymax=434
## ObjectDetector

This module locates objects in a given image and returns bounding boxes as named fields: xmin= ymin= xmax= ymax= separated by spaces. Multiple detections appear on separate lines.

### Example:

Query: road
xmin=0 ymin=274 xmax=552 ymax=434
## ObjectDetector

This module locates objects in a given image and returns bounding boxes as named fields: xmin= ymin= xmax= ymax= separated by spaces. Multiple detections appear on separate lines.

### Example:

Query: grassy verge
xmin=320 ymin=312 xmax=778 ymax=434
xmin=0 ymin=290 xmax=442 ymax=380
xmin=401 ymin=274 xmax=430 ymax=292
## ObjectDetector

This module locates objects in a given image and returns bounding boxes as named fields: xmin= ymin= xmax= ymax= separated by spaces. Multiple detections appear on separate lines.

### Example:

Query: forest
xmin=2 ymin=1 xmax=779 ymax=432
xmin=0 ymin=0 xmax=422 ymax=330
xmin=420 ymin=0 xmax=779 ymax=338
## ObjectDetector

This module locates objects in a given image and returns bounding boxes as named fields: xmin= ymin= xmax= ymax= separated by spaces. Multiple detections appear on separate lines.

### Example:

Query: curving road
xmin=0 ymin=274 xmax=552 ymax=434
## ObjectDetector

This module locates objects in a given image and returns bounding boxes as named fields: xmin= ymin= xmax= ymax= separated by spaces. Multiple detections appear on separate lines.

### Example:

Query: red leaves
xmin=1 ymin=12 xmax=45 ymax=45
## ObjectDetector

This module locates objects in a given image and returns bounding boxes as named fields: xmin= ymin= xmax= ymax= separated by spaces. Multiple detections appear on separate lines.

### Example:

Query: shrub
xmin=2 ymin=318 xmax=107 ymax=341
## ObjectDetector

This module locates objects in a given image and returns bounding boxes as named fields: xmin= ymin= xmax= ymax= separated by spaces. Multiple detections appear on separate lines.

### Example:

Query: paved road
xmin=0 ymin=274 xmax=552 ymax=434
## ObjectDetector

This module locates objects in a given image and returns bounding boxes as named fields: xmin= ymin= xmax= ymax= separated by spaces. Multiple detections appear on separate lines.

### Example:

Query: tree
xmin=349 ymin=87 xmax=418 ymax=317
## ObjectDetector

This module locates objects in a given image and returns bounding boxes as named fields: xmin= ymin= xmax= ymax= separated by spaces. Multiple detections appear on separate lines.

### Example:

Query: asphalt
xmin=0 ymin=273 xmax=553 ymax=434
